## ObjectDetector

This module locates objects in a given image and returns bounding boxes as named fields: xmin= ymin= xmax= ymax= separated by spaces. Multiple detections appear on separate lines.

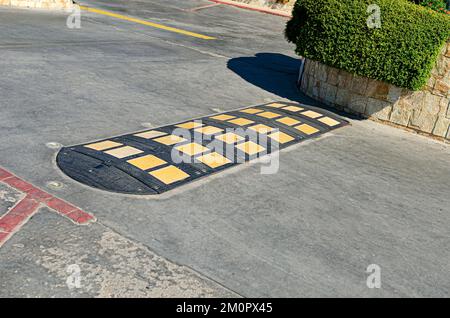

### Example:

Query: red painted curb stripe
xmin=67 ymin=209 xmax=95 ymax=224
xmin=0 ymin=232 xmax=13 ymax=247
xmin=27 ymin=188 xmax=53 ymax=202
xmin=0 ymin=166 xmax=96 ymax=247
xmin=209 ymin=0 xmax=292 ymax=18
xmin=3 ymin=176 xmax=34 ymax=192
xmin=0 ymin=196 xmax=40 ymax=233
xmin=46 ymin=197 xmax=79 ymax=215
xmin=0 ymin=166 xmax=95 ymax=221
xmin=0 ymin=231 xmax=11 ymax=246
xmin=0 ymin=196 xmax=40 ymax=247
xmin=0 ymin=168 xmax=13 ymax=181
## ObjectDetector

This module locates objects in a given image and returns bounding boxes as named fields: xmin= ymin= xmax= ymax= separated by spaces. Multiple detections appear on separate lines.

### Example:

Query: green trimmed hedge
xmin=285 ymin=0 xmax=450 ymax=90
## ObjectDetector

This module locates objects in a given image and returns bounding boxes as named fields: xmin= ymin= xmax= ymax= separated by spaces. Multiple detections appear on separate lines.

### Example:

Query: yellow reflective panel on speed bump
xmin=228 ymin=118 xmax=255 ymax=126
xmin=236 ymin=141 xmax=265 ymax=155
xmin=268 ymin=132 xmax=295 ymax=144
xmin=57 ymin=101 xmax=348 ymax=195
xmin=248 ymin=124 xmax=276 ymax=134
xmin=194 ymin=126 xmax=224 ymax=135
xmin=149 ymin=165 xmax=190 ymax=185
xmin=85 ymin=140 xmax=122 ymax=151
xmin=175 ymin=121 xmax=203 ymax=129
xmin=104 ymin=146 xmax=143 ymax=159
xmin=301 ymin=110 xmax=322 ymax=119
xmin=276 ymin=117 xmax=301 ymax=126
xmin=240 ymin=108 xmax=263 ymax=114
xmin=127 ymin=155 xmax=166 ymax=170
xmin=295 ymin=124 xmax=320 ymax=135
xmin=153 ymin=135 xmax=186 ymax=145
xmin=134 ymin=130 xmax=167 ymax=139
xmin=215 ymin=132 xmax=245 ymax=144
xmin=318 ymin=117 xmax=340 ymax=127
xmin=266 ymin=103 xmax=285 ymax=108
xmin=175 ymin=143 xmax=209 ymax=156
xmin=257 ymin=111 xmax=282 ymax=119
xmin=209 ymin=114 xmax=236 ymax=121
xmin=283 ymin=106 xmax=304 ymax=112
xmin=197 ymin=152 xmax=231 ymax=168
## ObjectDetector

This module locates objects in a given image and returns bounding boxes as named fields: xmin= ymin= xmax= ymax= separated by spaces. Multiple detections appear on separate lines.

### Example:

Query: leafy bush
xmin=419 ymin=0 xmax=450 ymax=15
xmin=285 ymin=0 xmax=450 ymax=90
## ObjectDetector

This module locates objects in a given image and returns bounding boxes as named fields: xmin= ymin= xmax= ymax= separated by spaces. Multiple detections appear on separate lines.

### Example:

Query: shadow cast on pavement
xmin=227 ymin=52 xmax=359 ymax=119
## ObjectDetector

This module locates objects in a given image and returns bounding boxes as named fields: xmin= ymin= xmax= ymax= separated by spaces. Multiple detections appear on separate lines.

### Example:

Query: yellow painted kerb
xmin=79 ymin=6 xmax=216 ymax=40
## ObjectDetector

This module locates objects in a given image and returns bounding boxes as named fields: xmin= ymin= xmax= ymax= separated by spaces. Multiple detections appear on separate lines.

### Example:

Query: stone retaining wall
xmin=299 ymin=42 xmax=450 ymax=141
xmin=0 ymin=0 xmax=73 ymax=10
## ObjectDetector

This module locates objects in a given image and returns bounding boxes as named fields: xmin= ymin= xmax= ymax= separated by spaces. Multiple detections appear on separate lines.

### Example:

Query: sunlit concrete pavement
xmin=0 ymin=0 xmax=449 ymax=297
xmin=0 ymin=190 xmax=235 ymax=297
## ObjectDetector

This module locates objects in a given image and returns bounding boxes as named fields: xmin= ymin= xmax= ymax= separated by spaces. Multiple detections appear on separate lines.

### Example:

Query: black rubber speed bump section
xmin=57 ymin=102 xmax=348 ymax=195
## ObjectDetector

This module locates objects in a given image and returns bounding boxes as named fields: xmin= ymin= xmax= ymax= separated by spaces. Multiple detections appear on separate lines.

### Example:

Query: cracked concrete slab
xmin=0 ymin=207 xmax=236 ymax=297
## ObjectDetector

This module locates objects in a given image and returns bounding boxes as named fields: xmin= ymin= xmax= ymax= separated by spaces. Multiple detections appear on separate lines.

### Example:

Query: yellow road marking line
xmin=79 ymin=6 xmax=216 ymax=40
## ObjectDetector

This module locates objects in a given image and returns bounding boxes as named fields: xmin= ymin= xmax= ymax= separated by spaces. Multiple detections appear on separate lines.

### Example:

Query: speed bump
xmin=57 ymin=101 xmax=349 ymax=195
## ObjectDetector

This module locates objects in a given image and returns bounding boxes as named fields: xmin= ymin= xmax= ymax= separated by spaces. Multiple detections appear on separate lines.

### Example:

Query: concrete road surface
xmin=0 ymin=0 xmax=449 ymax=297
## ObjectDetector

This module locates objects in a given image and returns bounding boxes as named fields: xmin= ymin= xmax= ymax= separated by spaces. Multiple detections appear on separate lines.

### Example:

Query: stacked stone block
xmin=300 ymin=42 xmax=450 ymax=140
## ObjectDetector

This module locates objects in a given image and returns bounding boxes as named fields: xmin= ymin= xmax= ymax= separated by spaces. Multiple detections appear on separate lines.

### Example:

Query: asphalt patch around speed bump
xmin=57 ymin=102 xmax=349 ymax=195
